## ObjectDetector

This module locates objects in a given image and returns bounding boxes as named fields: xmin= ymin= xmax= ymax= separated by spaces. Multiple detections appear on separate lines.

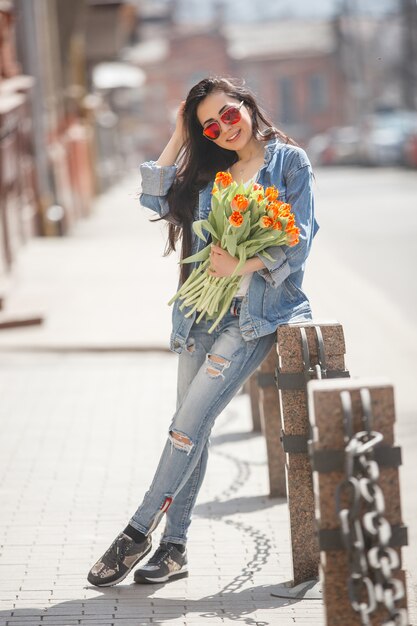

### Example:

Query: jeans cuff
xmin=161 ymin=535 xmax=187 ymax=546
xmin=128 ymin=519 xmax=150 ymax=536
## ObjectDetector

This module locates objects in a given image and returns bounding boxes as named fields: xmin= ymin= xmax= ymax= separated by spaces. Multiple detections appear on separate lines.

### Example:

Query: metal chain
xmin=335 ymin=389 xmax=409 ymax=625
xmin=300 ymin=326 xmax=327 ymax=383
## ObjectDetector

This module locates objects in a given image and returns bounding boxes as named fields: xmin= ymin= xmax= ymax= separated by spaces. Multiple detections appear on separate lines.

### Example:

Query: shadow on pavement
xmin=210 ymin=430 xmax=260 ymax=447
xmin=1 ymin=492 xmax=292 ymax=626
xmin=0 ymin=583 xmax=302 ymax=626
xmin=194 ymin=494 xmax=286 ymax=517
xmin=1 ymin=419 xmax=294 ymax=625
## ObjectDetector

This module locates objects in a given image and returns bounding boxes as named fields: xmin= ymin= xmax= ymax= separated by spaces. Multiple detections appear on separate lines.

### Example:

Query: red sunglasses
xmin=202 ymin=101 xmax=245 ymax=140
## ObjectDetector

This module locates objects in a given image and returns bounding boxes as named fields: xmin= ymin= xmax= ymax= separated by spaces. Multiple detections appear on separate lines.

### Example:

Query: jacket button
xmin=173 ymin=340 xmax=181 ymax=349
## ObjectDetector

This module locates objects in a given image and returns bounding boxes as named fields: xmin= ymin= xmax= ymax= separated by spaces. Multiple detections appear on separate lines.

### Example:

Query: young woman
xmin=87 ymin=76 xmax=319 ymax=587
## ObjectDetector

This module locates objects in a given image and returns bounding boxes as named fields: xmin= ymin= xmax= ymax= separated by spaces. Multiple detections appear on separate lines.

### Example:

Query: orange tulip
xmin=278 ymin=202 xmax=292 ymax=215
xmin=273 ymin=220 xmax=283 ymax=231
xmin=231 ymin=194 xmax=250 ymax=211
xmin=215 ymin=171 xmax=233 ymax=187
xmin=267 ymin=200 xmax=284 ymax=217
xmin=260 ymin=216 xmax=274 ymax=228
xmin=285 ymin=215 xmax=296 ymax=231
xmin=229 ymin=211 xmax=244 ymax=227
xmin=287 ymin=227 xmax=300 ymax=246
xmin=265 ymin=186 xmax=279 ymax=201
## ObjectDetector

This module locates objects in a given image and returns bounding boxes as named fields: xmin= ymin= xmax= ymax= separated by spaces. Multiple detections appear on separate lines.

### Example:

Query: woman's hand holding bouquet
xmin=168 ymin=171 xmax=300 ymax=333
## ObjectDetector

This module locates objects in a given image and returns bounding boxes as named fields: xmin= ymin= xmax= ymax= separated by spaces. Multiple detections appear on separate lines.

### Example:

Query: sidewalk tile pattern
xmin=0 ymin=352 xmax=325 ymax=625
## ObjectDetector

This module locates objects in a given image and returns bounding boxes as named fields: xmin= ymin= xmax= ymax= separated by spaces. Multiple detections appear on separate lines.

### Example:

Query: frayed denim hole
xmin=185 ymin=338 xmax=196 ymax=354
xmin=205 ymin=353 xmax=231 ymax=379
xmin=169 ymin=429 xmax=194 ymax=455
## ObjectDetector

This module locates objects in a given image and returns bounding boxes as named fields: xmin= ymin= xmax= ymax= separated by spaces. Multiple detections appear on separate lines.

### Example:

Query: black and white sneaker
xmin=134 ymin=542 xmax=188 ymax=584
xmin=87 ymin=532 xmax=152 ymax=587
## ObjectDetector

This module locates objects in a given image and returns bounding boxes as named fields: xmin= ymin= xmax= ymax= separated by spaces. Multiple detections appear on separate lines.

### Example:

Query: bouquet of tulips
xmin=168 ymin=171 xmax=300 ymax=333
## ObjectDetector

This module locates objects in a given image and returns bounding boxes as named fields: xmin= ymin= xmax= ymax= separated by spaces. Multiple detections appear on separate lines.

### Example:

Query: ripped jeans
xmin=128 ymin=298 xmax=276 ymax=545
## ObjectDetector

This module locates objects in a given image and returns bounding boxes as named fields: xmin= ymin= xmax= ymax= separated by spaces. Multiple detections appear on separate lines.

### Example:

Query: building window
xmin=279 ymin=76 xmax=296 ymax=125
xmin=309 ymin=73 xmax=328 ymax=113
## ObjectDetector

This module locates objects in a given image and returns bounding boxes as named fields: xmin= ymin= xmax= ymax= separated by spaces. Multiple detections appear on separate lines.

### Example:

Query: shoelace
xmin=105 ymin=536 xmax=129 ymax=567
xmin=147 ymin=544 xmax=174 ymax=566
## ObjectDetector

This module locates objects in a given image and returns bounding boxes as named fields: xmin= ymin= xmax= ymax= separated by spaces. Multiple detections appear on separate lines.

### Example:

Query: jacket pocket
xmin=282 ymin=277 xmax=301 ymax=303
xmin=262 ymin=277 xmax=306 ymax=322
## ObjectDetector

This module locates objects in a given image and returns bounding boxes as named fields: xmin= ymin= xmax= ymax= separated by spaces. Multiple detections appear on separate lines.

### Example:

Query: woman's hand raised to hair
xmin=174 ymin=100 xmax=187 ymax=144
xmin=156 ymin=101 xmax=186 ymax=166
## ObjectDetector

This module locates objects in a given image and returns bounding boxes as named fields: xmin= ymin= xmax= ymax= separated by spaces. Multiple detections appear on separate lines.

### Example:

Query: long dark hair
xmin=162 ymin=76 xmax=297 ymax=282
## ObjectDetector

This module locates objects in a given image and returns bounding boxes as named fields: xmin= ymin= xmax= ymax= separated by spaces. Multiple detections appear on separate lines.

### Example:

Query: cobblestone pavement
xmin=0 ymin=352 xmax=324 ymax=626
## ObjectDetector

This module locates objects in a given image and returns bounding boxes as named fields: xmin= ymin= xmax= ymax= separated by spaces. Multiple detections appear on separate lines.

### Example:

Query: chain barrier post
xmin=272 ymin=320 xmax=349 ymax=593
xmin=308 ymin=378 xmax=409 ymax=625
xmin=257 ymin=343 xmax=286 ymax=497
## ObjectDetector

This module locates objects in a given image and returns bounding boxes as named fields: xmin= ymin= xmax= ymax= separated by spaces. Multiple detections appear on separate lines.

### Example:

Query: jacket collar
xmin=263 ymin=137 xmax=280 ymax=164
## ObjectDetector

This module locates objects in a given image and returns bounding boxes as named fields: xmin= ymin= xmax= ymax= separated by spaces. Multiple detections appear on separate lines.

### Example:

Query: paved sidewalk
xmin=0 ymin=351 xmax=323 ymax=626
xmin=0 ymin=166 xmax=416 ymax=625
xmin=0 ymin=171 xmax=324 ymax=625
xmin=0 ymin=173 xmax=177 ymax=351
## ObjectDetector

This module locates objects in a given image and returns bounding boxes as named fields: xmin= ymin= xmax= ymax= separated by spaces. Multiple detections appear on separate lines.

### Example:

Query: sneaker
xmin=134 ymin=542 xmax=188 ymax=584
xmin=87 ymin=532 xmax=152 ymax=587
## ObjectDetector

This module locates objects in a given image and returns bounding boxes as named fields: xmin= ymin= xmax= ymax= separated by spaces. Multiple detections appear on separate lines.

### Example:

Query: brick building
xmin=129 ymin=16 xmax=350 ymax=157
xmin=13 ymin=0 xmax=97 ymax=235
xmin=0 ymin=0 xmax=39 ymax=292
xmin=226 ymin=20 xmax=348 ymax=145
xmin=125 ymin=23 xmax=234 ymax=158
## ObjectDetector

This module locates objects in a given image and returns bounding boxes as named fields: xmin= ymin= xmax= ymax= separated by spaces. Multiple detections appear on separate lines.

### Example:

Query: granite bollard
xmin=257 ymin=343 xmax=286 ymax=497
xmin=275 ymin=321 xmax=349 ymax=586
xmin=308 ymin=378 xmax=409 ymax=625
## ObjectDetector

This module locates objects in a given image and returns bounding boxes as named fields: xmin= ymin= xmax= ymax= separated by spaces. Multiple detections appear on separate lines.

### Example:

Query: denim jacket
xmin=140 ymin=138 xmax=319 ymax=354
